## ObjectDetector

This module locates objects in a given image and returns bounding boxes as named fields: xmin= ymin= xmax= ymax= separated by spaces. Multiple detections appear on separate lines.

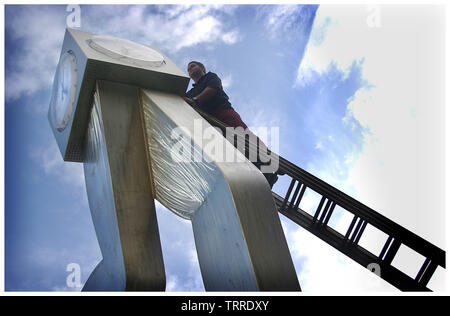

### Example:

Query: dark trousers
xmin=213 ymin=108 xmax=278 ymax=188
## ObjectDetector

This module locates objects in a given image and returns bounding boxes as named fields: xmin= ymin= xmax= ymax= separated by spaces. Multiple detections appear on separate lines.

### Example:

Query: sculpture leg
xmin=82 ymin=81 xmax=165 ymax=291
xmin=191 ymin=166 xmax=301 ymax=291
xmin=191 ymin=174 xmax=259 ymax=291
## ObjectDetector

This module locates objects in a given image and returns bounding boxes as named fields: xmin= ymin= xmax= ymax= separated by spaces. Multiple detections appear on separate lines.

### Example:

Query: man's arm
xmin=183 ymin=86 xmax=218 ymax=105
xmin=195 ymin=86 xmax=218 ymax=103
xmin=182 ymin=96 xmax=196 ymax=106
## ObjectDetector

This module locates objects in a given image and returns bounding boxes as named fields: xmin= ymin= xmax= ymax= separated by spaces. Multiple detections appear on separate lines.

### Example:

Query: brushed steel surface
xmin=191 ymin=174 xmax=259 ymax=291
xmin=82 ymin=81 xmax=165 ymax=291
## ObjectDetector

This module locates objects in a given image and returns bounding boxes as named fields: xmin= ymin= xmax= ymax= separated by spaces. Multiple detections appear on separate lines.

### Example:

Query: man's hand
xmin=182 ymin=96 xmax=196 ymax=106
xmin=183 ymin=87 xmax=218 ymax=107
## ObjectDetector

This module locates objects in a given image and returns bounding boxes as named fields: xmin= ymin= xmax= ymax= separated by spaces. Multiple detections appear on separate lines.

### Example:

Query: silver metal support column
xmin=191 ymin=166 xmax=301 ymax=291
xmin=82 ymin=81 xmax=165 ymax=291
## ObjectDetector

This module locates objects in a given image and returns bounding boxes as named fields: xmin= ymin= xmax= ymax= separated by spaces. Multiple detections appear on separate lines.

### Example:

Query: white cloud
xmin=174 ymin=15 xmax=222 ymax=50
xmin=299 ymin=4 xmax=446 ymax=245
xmin=315 ymin=141 xmax=324 ymax=150
xmin=155 ymin=202 xmax=205 ymax=292
xmin=293 ymin=4 xmax=446 ymax=290
xmin=282 ymin=176 xmax=400 ymax=292
xmin=343 ymin=6 xmax=445 ymax=249
xmin=281 ymin=217 xmax=397 ymax=292
xmin=30 ymin=138 xmax=85 ymax=192
xmin=221 ymin=74 xmax=233 ymax=89
xmin=84 ymin=5 xmax=241 ymax=53
xmin=297 ymin=6 xmax=367 ymax=85
xmin=166 ymin=275 xmax=180 ymax=292
xmin=261 ymin=5 xmax=307 ymax=39
xmin=5 ymin=5 xmax=241 ymax=104
xmin=221 ymin=30 xmax=240 ymax=45
xmin=5 ymin=6 xmax=65 ymax=102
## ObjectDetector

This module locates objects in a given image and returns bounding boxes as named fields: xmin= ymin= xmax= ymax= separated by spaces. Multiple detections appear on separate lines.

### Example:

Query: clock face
xmin=50 ymin=51 xmax=77 ymax=132
xmin=87 ymin=35 xmax=165 ymax=67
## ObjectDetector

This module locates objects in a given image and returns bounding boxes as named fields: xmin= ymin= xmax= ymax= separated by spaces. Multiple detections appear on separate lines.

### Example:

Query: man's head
xmin=187 ymin=61 xmax=206 ymax=82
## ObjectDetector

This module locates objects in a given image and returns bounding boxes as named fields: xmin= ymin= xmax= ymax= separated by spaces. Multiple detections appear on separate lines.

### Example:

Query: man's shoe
xmin=264 ymin=173 xmax=279 ymax=189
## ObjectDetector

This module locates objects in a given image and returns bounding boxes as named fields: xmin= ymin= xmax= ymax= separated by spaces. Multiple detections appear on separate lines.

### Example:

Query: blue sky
xmin=4 ymin=4 xmax=447 ymax=292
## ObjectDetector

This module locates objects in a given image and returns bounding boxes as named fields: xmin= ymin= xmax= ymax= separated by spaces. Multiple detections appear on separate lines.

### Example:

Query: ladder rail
xmin=274 ymin=192 xmax=432 ymax=291
xmin=277 ymin=154 xmax=446 ymax=268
